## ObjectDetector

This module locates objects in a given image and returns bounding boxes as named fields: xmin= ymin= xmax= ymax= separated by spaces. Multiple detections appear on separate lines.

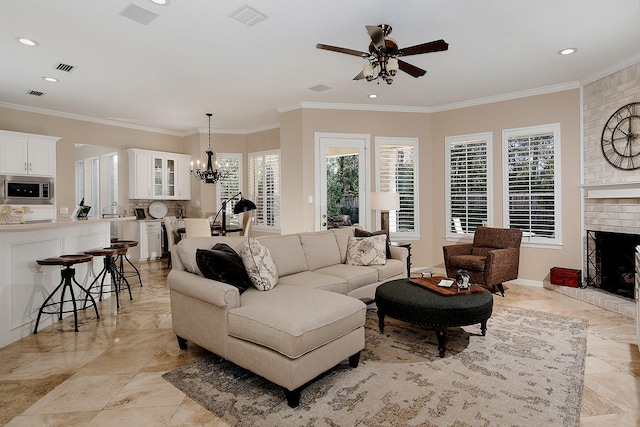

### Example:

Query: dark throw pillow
xmin=354 ymin=228 xmax=392 ymax=259
xmin=196 ymin=244 xmax=253 ymax=293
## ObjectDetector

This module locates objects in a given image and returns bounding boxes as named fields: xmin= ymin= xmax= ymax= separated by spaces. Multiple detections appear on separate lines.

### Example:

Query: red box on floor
xmin=550 ymin=267 xmax=582 ymax=287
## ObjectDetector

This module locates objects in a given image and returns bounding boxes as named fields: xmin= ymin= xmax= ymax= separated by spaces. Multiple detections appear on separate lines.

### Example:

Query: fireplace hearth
xmin=586 ymin=230 xmax=640 ymax=300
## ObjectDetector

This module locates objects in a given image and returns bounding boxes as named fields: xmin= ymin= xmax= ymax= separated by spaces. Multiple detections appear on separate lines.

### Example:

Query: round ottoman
xmin=375 ymin=278 xmax=493 ymax=357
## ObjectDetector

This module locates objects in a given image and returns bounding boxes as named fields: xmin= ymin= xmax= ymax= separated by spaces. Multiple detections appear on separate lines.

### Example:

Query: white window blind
xmin=445 ymin=133 xmax=492 ymax=237
xmin=248 ymin=150 xmax=280 ymax=230
xmin=503 ymin=124 xmax=561 ymax=246
xmin=216 ymin=154 xmax=241 ymax=216
xmin=375 ymin=138 xmax=418 ymax=238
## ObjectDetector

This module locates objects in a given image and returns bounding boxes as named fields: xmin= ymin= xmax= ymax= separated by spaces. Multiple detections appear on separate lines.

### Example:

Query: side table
xmin=390 ymin=241 xmax=411 ymax=277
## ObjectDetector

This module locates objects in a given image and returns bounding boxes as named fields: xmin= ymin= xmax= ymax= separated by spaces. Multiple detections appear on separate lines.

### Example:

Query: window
xmin=503 ymin=124 xmax=561 ymax=246
xmin=248 ymin=150 xmax=280 ymax=230
xmin=216 ymin=153 xmax=242 ymax=218
xmin=375 ymin=137 xmax=419 ymax=238
xmin=445 ymin=132 xmax=492 ymax=238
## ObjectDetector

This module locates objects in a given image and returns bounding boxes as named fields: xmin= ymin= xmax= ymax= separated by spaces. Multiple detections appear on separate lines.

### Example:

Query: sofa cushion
xmin=241 ymin=238 xmax=279 ymax=291
xmin=346 ymin=235 xmax=387 ymax=266
xmin=258 ymin=234 xmax=308 ymax=276
xmin=331 ymin=227 xmax=356 ymax=263
xmin=315 ymin=264 xmax=378 ymax=293
xmin=229 ymin=285 xmax=366 ymax=359
xmin=368 ymin=258 xmax=405 ymax=281
xmin=299 ymin=231 xmax=342 ymax=271
xmin=196 ymin=244 xmax=253 ymax=293
xmin=449 ymin=254 xmax=487 ymax=271
xmin=354 ymin=228 xmax=392 ymax=259
xmin=276 ymin=271 xmax=349 ymax=294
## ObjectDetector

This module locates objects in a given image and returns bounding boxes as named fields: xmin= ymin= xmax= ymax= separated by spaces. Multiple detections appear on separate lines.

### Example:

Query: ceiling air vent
xmin=230 ymin=6 xmax=268 ymax=26
xmin=27 ymin=90 xmax=45 ymax=97
xmin=309 ymin=84 xmax=331 ymax=92
xmin=55 ymin=63 xmax=75 ymax=72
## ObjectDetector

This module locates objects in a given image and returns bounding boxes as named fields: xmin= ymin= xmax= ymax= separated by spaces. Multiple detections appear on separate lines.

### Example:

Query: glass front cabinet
xmin=127 ymin=148 xmax=191 ymax=200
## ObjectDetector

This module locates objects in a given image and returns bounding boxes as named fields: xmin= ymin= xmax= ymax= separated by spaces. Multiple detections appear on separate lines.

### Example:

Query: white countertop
xmin=0 ymin=216 xmax=136 ymax=232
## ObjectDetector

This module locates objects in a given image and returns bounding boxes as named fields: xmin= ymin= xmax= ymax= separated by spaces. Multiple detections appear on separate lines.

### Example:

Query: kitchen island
xmin=0 ymin=217 xmax=135 ymax=348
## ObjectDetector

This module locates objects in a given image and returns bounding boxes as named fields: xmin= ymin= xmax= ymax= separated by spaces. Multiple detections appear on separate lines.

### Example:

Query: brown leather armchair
xmin=443 ymin=227 xmax=522 ymax=296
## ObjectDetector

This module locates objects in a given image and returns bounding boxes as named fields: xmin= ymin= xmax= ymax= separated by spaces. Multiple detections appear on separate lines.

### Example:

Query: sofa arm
xmin=389 ymin=245 xmax=408 ymax=264
xmin=443 ymin=243 xmax=473 ymax=258
xmin=168 ymin=269 xmax=241 ymax=310
xmin=484 ymin=248 xmax=520 ymax=286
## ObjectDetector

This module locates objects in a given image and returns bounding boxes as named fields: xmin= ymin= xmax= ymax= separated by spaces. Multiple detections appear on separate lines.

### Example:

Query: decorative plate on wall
xmin=148 ymin=201 xmax=168 ymax=219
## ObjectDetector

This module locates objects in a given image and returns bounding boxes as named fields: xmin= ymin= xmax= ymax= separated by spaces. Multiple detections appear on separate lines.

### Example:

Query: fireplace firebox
xmin=586 ymin=230 xmax=640 ymax=300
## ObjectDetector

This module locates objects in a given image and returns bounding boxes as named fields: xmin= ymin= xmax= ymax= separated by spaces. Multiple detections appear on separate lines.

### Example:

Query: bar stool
xmin=84 ymin=247 xmax=133 ymax=309
xmin=34 ymin=254 xmax=99 ymax=334
xmin=110 ymin=239 xmax=143 ymax=287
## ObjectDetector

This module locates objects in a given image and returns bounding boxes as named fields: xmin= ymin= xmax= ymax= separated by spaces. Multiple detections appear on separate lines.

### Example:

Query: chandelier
xmin=190 ymin=112 xmax=228 ymax=184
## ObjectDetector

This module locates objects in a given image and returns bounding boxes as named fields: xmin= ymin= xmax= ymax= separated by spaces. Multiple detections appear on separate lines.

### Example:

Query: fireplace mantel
xmin=582 ymin=182 xmax=640 ymax=199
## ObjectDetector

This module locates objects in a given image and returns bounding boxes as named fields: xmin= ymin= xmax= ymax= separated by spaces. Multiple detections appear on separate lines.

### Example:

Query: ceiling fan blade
xmin=398 ymin=59 xmax=427 ymax=78
xmin=316 ymin=43 xmax=368 ymax=57
xmin=353 ymin=70 xmax=365 ymax=81
xmin=366 ymin=25 xmax=385 ymax=51
xmin=399 ymin=39 xmax=449 ymax=57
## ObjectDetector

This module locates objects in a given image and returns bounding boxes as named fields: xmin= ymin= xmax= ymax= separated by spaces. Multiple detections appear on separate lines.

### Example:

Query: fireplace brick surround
xmin=565 ymin=62 xmax=640 ymax=322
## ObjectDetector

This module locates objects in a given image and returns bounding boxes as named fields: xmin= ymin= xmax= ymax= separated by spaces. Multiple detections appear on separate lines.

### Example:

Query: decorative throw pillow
xmin=240 ymin=237 xmax=279 ymax=291
xmin=354 ymin=228 xmax=392 ymax=258
xmin=196 ymin=244 xmax=253 ymax=293
xmin=346 ymin=235 xmax=387 ymax=266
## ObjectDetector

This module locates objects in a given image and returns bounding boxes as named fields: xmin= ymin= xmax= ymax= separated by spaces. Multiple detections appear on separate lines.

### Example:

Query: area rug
xmin=163 ymin=305 xmax=587 ymax=427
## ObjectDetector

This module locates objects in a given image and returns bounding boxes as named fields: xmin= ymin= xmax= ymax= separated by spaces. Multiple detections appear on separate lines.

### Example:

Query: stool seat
xmin=37 ymin=254 xmax=93 ymax=266
xmin=111 ymin=240 xmax=138 ymax=248
xmin=85 ymin=247 xmax=122 ymax=257
xmin=34 ymin=254 xmax=99 ymax=334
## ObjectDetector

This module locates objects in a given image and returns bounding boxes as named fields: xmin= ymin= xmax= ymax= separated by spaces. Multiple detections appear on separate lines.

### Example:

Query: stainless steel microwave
xmin=0 ymin=175 xmax=54 ymax=205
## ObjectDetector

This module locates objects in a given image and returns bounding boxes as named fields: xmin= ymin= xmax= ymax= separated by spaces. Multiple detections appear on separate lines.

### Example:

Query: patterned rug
xmin=163 ymin=305 xmax=587 ymax=427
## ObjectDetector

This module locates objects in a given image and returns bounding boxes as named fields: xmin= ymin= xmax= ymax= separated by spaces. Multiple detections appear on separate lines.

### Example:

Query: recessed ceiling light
xmin=17 ymin=37 xmax=38 ymax=47
xmin=368 ymin=94 xmax=378 ymax=99
xmin=558 ymin=47 xmax=577 ymax=56
xmin=150 ymin=0 xmax=169 ymax=5
xmin=42 ymin=77 xmax=58 ymax=83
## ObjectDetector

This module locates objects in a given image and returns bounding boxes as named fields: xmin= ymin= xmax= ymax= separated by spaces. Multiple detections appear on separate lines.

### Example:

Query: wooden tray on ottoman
xmin=409 ymin=276 xmax=485 ymax=296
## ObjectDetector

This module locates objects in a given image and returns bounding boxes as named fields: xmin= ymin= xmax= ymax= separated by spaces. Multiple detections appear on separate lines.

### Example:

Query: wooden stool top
xmin=37 ymin=254 xmax=93 ymax=266
xmin=84 ymin=247 xmax=121 ymax=257
xmin=111 ymin=240 xmax=138 ymax=248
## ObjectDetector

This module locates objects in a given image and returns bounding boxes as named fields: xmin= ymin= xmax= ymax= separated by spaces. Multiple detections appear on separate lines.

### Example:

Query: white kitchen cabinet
xmin=130 ymin=220 xmax=162 ymax=260
xmin=0 ymin=130 xmax=59 ymax=176
xmin=127 ymin=148 xmax=191 ymax=200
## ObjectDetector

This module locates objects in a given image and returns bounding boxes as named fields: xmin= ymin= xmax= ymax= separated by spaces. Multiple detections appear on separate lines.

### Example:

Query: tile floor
xmin=0 ymin=261 xmax=638 ymax=426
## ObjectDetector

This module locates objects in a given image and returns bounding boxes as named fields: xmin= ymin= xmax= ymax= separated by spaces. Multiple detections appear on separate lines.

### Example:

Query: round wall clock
xmin=600 ymin=101 xmax=640 ymax=170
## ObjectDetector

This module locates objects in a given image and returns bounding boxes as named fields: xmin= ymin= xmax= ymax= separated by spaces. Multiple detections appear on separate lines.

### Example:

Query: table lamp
xmin=214 ymin=192 xmax=257 ymax=236
xmin=371 ymin=192 xmax=400 ymax=235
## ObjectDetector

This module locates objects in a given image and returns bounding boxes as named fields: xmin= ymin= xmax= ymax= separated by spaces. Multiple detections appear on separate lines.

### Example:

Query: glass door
xmin=315 ymin=133 xmax=369 ymax=231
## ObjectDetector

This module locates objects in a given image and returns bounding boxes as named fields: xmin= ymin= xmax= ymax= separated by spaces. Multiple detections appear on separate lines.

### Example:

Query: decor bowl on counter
xmin=0 ymin=205 xmax=31 ymax=224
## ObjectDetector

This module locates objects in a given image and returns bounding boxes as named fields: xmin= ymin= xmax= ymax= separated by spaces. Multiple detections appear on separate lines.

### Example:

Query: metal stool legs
xmin=34 ymin=265 xmax=100 ymax=334
xmin=85 ymin=253 xmax=132 ymax=309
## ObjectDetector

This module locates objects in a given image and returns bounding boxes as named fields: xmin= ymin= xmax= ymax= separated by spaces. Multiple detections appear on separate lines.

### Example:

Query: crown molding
xmin=0 ymin=102 xmax=188 ymax=136
xmin=282 ymin=82 xmax=582 ymax=116
xmin=581 ymin=53 xmax=640 ymax=86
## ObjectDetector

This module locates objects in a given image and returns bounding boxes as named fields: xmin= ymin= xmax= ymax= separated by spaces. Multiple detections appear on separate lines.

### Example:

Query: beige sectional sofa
xmin=167 ymin=227 xmax=408 ymax=406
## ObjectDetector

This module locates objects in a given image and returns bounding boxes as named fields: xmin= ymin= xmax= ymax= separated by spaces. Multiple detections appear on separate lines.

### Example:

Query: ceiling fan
xmin=316 ymin=24 xmax=449 ymax=85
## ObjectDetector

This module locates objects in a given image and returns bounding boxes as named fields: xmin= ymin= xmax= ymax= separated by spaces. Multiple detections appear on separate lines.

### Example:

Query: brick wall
xmin=583 ymin=62 xmax=640 ymax=234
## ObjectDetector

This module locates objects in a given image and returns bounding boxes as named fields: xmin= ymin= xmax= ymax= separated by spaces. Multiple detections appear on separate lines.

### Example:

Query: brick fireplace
xmin=571 ymin=62 xmax=640 ymax=326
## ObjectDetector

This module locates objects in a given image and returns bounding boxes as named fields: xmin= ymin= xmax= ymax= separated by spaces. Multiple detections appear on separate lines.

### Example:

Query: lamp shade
xmin=233 ymin=197 xmax=257 ymax=214
xmin=371 ymin=192 xmax=400 ymax=211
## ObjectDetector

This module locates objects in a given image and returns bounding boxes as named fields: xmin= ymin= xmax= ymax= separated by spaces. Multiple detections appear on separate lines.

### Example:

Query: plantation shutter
xmin=448 ymin=137 xmax=489 ymax=235
xmin=217 ymin=154 xmax=241 ymax=215
xmin=378 ymin=142 xmax=416 ymax=234
xmin=505 ymin=126 xmax=559 ymax=243
xmin=249 ymin=150 xmax=280 ymax=229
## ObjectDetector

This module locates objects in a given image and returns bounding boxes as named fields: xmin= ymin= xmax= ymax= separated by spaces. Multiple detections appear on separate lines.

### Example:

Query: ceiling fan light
xmin=387 ymin=58 xmax=399 ymax=76
xmin=363 ymin=63 xmax=375 ymax=81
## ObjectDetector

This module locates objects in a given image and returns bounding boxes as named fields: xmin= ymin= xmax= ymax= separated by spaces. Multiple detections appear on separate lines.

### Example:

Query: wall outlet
xmin=59 ymin=207 xmax=69 ymax=215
